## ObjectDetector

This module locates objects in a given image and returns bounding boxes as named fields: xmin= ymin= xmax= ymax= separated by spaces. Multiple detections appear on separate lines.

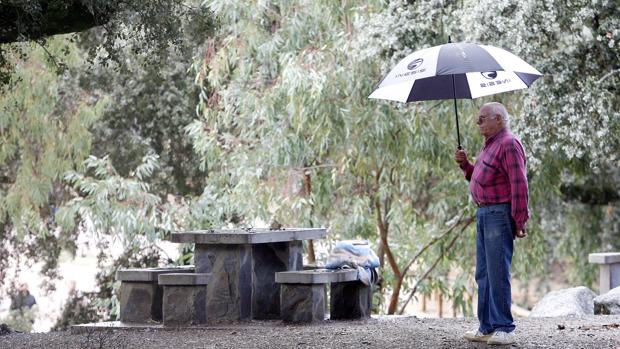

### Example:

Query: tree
xmin=0 ymin=1 xmax=114 ymax=44
xmin=0 ymin=0 xmax=209 ymax=89
xmin=0 ymin=1 xmax=215 ymax=321
xmin=76 ymin=8 xmax=214 ymax=196
xmin=189 ymin=0 xmax=486 ymax=315
xmin=0 ymin=37 xmax=103 ymax=289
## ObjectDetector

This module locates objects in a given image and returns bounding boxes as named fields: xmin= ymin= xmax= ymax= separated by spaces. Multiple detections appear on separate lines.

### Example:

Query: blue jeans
xmin=476 ymin=203 xmax=515 ymax=334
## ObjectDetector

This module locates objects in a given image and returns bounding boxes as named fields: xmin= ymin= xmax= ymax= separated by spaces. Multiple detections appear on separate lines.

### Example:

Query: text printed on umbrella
xmin=480 ymin=79 xmax=511 ymax=88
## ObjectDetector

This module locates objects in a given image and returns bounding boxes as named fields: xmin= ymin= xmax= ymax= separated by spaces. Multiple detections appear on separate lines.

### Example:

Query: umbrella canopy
xmin=369 ymin=42 xmax=542 ymax=148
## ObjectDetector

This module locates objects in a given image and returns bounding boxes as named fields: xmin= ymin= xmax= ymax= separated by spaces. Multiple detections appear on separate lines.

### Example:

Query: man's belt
xmin=476 ymin=201 xmax=510 ymax=208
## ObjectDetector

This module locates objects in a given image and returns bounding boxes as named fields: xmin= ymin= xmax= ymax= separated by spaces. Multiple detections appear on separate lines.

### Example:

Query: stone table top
xmin=169 ymin=228 xmax=327 ymax=244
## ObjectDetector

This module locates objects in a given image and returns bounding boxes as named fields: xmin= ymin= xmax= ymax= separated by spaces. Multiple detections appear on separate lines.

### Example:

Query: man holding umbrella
xmin=455 ymin=102 xmax=529 ymax=345
xmin=369 ymin=40 xmax=540 ymax=345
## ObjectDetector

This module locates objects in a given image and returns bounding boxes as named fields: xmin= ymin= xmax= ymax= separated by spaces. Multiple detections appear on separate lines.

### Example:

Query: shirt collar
xmin=484 ymin=128 xmax=508 ymax=148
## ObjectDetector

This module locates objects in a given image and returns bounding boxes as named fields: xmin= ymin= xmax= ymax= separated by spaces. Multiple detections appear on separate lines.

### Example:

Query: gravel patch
xmin=1 ymin=315 xmax=619 ymax=348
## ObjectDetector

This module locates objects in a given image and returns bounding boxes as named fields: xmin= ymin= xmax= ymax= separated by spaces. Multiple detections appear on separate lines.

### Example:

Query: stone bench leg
xmin=162 ymin=285 xmax=208 ymax=326
xmin=119 ymin=282 xmax=162 ymax=323
xmin=589 ymin=253 xmax=620 ymax=294
xmin=279 ymin=284 xmax=326 ymax=322
xmin=330 ymin=281 xmax=372 ymax=320
xmin=598 ymin=263 xmax=620 ymax=294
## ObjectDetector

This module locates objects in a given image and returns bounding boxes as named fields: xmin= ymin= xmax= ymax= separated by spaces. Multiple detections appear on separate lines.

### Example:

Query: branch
xmin=400 ymin=213 xmax=471 ymax=276
xmin=397 ymin=219 xmax=473 ymax=314
xmin=35 ymin=40 xmax=65 ymax=73
xmin=151 ymin=242 xmax=173 ymax=262
xmin=0 ymin=1 xmax=115 ymax=44
xmin=382 ymin=196 xmax=390 ymax=225
xmin=293 ymin=163 xmax=338 ymax=171
xmin=375 ymin=160 xmax=384 ymax=191
xmin=388 ymin=166 xmax=396 ymax=186
xmin=598 ymin=69 xmax=620 ymax=84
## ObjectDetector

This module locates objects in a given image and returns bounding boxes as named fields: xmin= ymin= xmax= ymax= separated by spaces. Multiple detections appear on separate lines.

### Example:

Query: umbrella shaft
xmin=451 ymin=75 xmax=462 ymax=150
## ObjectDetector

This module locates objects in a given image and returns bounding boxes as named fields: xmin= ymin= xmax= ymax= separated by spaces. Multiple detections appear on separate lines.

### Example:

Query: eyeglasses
xmin=477 ymin=114 xmax=497 ymax=124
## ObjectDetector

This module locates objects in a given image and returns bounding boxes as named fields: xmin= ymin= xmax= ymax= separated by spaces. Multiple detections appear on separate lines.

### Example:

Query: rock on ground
xmin=530 ymin=286 xmax=596 ymax=317
xmin=595 ymin=286 xmax=620 ymax=315
xmin=1 ymin=315 xmax=620 ymax=349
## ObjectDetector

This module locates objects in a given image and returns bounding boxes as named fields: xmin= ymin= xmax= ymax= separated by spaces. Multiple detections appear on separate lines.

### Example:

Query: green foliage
xmin=75 ymin=8 xmax=215 ymax=196
xmin=0 ymin=307 xmax=37 ymax=333
xmin=0 ymin=0 xmax=212 ymax=91
xmin=0 ymin=37 xmax=105 ymax=288
xmin=1 ymin=0 xmax=619 ymax=324
xmin=0 ymin=38 xmax=101 ymax=236
xmin=59 ymin=154 xmax=163 ymax=242
xmin=52 ymin=291 xmax=100 ymax=331
xmin=0 ymin=1 xmax=216 ymax=299
xmin=192 ymin=0 xmax=483 ymax=313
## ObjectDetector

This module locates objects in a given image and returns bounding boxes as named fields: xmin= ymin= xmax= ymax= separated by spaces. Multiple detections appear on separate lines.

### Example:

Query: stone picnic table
xmin=168 ymin=227 xmax=327 ymax=321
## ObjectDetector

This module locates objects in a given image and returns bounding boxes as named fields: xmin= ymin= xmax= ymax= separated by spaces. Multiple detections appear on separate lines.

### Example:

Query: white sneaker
xmin=463 ymin=329 xmax=493 ymax=342
xmin=487 ymin=331 xmax=516 ymax=345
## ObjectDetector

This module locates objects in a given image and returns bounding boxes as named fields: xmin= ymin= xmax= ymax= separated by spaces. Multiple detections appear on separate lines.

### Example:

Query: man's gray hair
xmin=484 ymin=102 xmax=510 ymax=127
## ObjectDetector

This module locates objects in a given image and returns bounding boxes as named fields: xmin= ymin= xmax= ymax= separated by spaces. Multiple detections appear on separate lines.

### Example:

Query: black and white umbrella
xmin=369 ymin=41 xmax=542 ymax=148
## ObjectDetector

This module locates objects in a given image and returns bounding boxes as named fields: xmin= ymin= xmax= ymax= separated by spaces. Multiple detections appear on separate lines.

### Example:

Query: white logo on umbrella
xmin=407 ymin=58 xmax=424 ymax=70
xmin=481 ymin=71 xmax=498 ymax=80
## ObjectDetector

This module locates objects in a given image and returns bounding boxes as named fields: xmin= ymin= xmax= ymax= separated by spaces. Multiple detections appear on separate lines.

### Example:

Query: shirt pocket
xmin=478 ymin=159 xmax=502 ymax=186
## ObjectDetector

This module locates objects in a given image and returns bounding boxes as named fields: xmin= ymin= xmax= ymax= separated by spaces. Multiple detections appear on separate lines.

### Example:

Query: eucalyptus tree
xmin=190 ymin=0 xmax=486 ymax=314
xmin=0 ymin=37 xmax=104 ymax=287
xmin=0 ymin=0 xmax=208 ymax=90
xmin=0 ymin=1 xmax=215 ymax=323
xmin=77 ymin=7 xmax=214 ymax=197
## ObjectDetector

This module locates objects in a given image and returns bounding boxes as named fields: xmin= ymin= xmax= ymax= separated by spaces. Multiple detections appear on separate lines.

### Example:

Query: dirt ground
xmin=1 ymin=315 xmax=620 ymax=349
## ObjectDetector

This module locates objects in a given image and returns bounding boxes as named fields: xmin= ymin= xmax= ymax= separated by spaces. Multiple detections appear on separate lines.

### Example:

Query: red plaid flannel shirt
xmin=460 ymin=129 xmax=530 ymax=231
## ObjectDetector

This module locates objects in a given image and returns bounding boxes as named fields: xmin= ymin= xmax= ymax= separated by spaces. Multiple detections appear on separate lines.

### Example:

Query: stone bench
xmin=116 ymin=266 xmax=194 ymax=323
xmin=275 ymin=269 xmax=373 ymax=322
xmin=589 ymin=253 xmax=620 ymax=294
xmin=158 ymin=273 xmax=210 ymax=326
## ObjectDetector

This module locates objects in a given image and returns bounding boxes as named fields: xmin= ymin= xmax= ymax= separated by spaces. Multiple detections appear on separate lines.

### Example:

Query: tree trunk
xmin=438 ymin=292 xmax=443 ymax=318
xmin=302 ymin=170 xmax=316 ymax=264
xmin=375 ymin=200 xmax=399 ymax=278
xmin=387 ymin=276 xmax=403 ymax=314
xmin=374 ymin=199 xmax=402 ymax=314
xmin=377 ymin=242 xmax=385 ymax=269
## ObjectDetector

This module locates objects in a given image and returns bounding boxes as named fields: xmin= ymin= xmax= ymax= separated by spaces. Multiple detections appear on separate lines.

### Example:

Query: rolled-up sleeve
xmin=501 ymin=139 xmax=529 ymax=230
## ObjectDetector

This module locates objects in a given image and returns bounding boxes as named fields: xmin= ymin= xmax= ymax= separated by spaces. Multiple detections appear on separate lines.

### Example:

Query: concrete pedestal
xmin=159 ymin=273 xmax=209 ymax=326
xmin=119 ymin=282 xmax=161 ymax=323
xmin=194 ymin=241 xmax=303 ymax=321
xmin=330 ymin=282 xmax=372 ymax=320
xmin=279 ymin=284 xmax=326 ymax=322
